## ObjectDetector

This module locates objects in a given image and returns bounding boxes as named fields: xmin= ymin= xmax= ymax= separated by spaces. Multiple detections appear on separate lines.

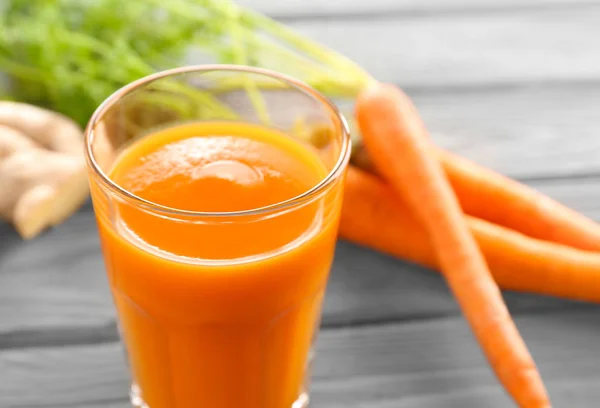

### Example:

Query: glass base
xmin=129 ymin=384 xmax=310 ymax=408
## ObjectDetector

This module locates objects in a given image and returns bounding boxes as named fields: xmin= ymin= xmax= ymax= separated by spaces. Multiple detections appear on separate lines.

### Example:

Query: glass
xmin=84 ymin=65 xmax=351 ymax=408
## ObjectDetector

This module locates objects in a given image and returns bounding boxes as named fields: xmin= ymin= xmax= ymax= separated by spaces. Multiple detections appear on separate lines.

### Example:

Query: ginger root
xmin=0 ymin=102 xmax=89 ymax=239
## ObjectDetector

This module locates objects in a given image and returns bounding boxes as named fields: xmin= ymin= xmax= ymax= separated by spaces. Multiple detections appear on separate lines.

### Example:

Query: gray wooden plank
xmin=1 ymin=175 xmax=599 ymax=343
xmin=412 ymin=84 xmax=600 ymax=179
xmin=2 ymin=310 xmax=600 ymax=407
xmin=285 ymin=7 xmax=600 ymax=88
xmin=0 ymin=203 xmax=114 ymax=334
xmin=0 ymin=342 xmax=129 ymax=408
xmin=239 ymin=0 xmax=597 ymax=18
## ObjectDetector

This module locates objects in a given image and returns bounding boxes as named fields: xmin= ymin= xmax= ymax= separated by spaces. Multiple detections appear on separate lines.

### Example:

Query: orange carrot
xmin=352 ymin=144 xmax=600 ymax=251
xmin=437 ymin=148 xmax=600 ymax=251
xmin=355 ymin=83 xmax=550 ymax=408
xmin=342 ymin=166 xmax=600 ymax=303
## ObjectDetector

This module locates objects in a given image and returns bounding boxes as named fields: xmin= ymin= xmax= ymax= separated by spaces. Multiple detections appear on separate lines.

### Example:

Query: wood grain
xmin=2 ymin=310 xmax=599 ymax=407
xmin=284 ymin=7 xmax=600 ymax=89
xmin=0 ymin=203 xmax=114 ymax=335
xmin=1 ymin=173 xmax=599 ymax=344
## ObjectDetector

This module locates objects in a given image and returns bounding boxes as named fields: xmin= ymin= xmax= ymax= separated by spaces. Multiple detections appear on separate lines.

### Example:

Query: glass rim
xmin=84 ymin=64 xmax=352 ymax=218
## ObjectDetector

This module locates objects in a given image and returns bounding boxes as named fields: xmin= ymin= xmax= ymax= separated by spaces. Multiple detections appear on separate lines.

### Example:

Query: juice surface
xmin=93 ymin=122 xmax=343 ymax=408
xmin=111 ymin=121 xmax=325 ymax=214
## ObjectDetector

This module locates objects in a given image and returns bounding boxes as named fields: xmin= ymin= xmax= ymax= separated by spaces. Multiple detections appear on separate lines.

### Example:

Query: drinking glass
xmin=84 ymin=65 xmax=351 ymax=408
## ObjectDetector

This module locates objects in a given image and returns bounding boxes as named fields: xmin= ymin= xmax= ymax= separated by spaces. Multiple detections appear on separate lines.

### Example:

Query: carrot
xmin=352 ymin=143 xmax=600 ymax=252
xmin=355 ymin=83 xmax=550 ymax=408
xmin=342 ymin=166 xmax=600 ymax=303
xmin=437 ymin=148 xmax=600 ymax=251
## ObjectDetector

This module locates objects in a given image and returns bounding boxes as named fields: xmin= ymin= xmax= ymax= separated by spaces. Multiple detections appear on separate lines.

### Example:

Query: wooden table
xmin=2 ymin=1 xmax=600 ymax=406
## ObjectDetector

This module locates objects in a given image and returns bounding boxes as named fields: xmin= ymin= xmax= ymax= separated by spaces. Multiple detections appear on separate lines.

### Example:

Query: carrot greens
xmin=0 ymin=0 xmax=371 ymax=126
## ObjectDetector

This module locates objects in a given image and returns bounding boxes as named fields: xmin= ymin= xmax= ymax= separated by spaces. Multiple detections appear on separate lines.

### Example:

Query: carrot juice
xmin=90 ymin=120 xmax=347 ymax=408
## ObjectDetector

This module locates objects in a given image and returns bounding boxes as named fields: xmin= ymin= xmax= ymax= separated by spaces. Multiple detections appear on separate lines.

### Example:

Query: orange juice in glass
xmin=84 ymin=66 xmax=350 ymax=408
